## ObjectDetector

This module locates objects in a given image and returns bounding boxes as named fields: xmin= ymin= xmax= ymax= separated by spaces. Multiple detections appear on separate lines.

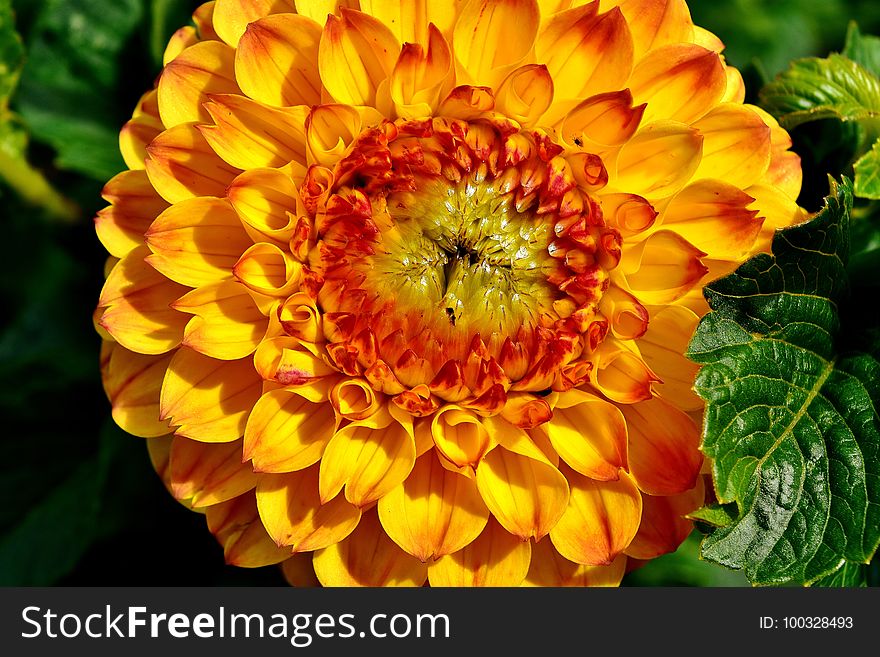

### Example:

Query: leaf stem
xmin=0 ymin=148 xmax=79 ymax=222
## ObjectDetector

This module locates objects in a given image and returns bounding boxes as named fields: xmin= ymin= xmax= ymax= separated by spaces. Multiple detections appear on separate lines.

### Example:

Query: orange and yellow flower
xmin=95 ymin=0 xmax=806 ymax=586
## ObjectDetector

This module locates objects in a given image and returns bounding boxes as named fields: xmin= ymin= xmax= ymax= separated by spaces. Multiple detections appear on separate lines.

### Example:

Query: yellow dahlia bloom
xmin=95 ymin=0 xmax=806 ymax=586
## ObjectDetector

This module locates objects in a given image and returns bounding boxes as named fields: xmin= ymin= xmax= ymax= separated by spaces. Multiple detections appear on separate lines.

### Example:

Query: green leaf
xmin=843 ymin=25 xmax=880 ymax=201
xmin=812 ymin=561 xmax=868 ymax=587
xmin=0 ymin=0 xmax=77 ymax=219
xmin=844 ymin=21 xmax=880 ymax=79
xmin=622 ymin=532 xmax=750 ymax=587
xmin=0 ymin=420 xmax=156 ymax=585
xmin=759 ymin=53 xmax=880 ymax=143
xmin=848 ymin=205 xmax=880 ymax=282
xmin=688 ymin=503 xmax=740 ymax=529
xmin=0 ymin=453 xmax=106 ymax=585
xmin=687 ymin=178 xmax=880 ymax=586
xmin=0 ymin=104 xmax=25 ymax=158
xmin=854 ymin=139 xmax=880 ymax=199
xmin=688 ymin=0 xmax=847 ymax=79
xmin=13 ymin=0 xmax=144 ymax=180
xmin=759 ymin=25 xmax=880 ymax=203
xmin=0 ymin=0 xmax=24 ymax=103
xmin=1 ymin=0 xmax=27 ymax=160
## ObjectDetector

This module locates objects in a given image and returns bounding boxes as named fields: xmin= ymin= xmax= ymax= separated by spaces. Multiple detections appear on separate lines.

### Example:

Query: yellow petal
xmin=305 ymin=103 xmax=380 ymax=167
xmin=359 ymin=0 xmax=459 ymax=44
xmin=378 ymin=453 xmax=489 ymax=561
xmin=675 ymin=284 xmax=711 ymax=317
xmin=751 ymin=105 xmax=802 ymax=200
xmin=495 ymin=64 xmax=554 ymax=127
xmin=205 ymin=492 xmax=290 ymax=567
xmin=549 ymin=466 xmax=642 ymax=565
xmin=162 ymin=26 xmax=199 ymax=66
xmin=281 ymin=552 xmax=320 ymax=587
xmin=559 ymin=90 xmax=644 ymax=148
xmin=129 ymin=86 xmax=162 ymax=122
xmin=747 ymin=182 xmax=810 ymax=247
xmin=659 ymin=180 xmax=762 ymax=261
xmin=693 ymin=24 xmax=724 ymax=52
xmin=537 ymin=0 xmax=571 ymax=17
xmin=437 ymin=84 xmax=495 ymax=120
xmin=723 ymin=64 xmax=747 ymax=103
xmin=602 ymin=0 xmax=693 ymax=58
xmin=255 ymin=465 xmax=361 ymax=551
xmin=145 ymin=196 xmax=252 ymax=288
xmin=485 ymin=416 xmax=559 ymax=463
xmin=390 ymin=385 xmax=442 ymax=421
xmin=621 ymin=230 xmax=708 ymax=305
xmin=227 ymin=168 xmax=304 ymax=246
xmin=313 ymin=508 xmax=428 ymax=586
xmin=413 ymin=417 xmax=436 ymax=456
xmin=388 ymin=23 xmax=453 ymax=117
xmin=192 ymin=1 xmax=220 ymax=41
xmin=598 ymin=283 xmax=649 ymax=340
xmin=235 ymin=12 xmax=322 ymax=107
xmin=172 ymin=280 xmax=267 ymax=360
xmin=160 ymin=348 xmax=262 ymax=442
xmin=95 ymin=170 xmax=169 ymax=258
xmin=243 ymin=387 xmax=337 ymax=472
xmin=101 ymin=342 xmax=172 ymax=437
xmin=212 ymin=0 xmax=296 ymax=46
xmin=591 ymin=340 xmax=658 ymax=404
xmin=629 ymin=44 xmax=726 ymax=124
xmin=200 ymin=95 xmax=308 ymax=170
xmin=144 ymin=123 xmax=241 ymax=204
xmin=98 ymin=247 xmax=189 ymax=355
xmin=612 ymin=121 xmax=703 ymax=199
xmin=169 ymin=436 xmax=257 ymax=506
xmin=599 ymin=192 xmax=657 ymax=237
xmin=565 ymin=151 xmax=609 ymax=192
xmin=293 ymin=0 xmax=359 ymax=24
xmin=536 ymin=4 xmax=633 ymax=100
xmin=637 ymin=305 xmax=702 ymax=411
xmin=253 ymin=336 xmax=337 ymax=384
xmin=431 ymin=406 xmax=493 ymax=469
xmin=453 ymin=0 xmax=539 ymax=87
xmin=500 ymin=392 xmax=553 ymax=430
xmin=329 ymin=378 xmax=381 ymax=421
xmin=146 ymin=434 xmax=175 ymax=498
xmin=318 ymin=8 xmax=399 ymax=106
xmin=621 ymin=395 xmax=703 ymax=495
xmin=626 ymin=478 xmax=705 ymax=560
xmin=764 ymin=149 xmax=803 ymax=204
xmin=543 ymin=389 xmax=628 ymax=480
xmin=119 ymin=90 xmax=163 ymax=170
xmin=692 ymin=104 xmax=772 ymax=190
xmin=319 ymin=411 xmax=416 ymax=506
xmin=524 ymin=538 xmax=627 ymax=586
xmin=428 ymin=518 xmax=530 ymax=586
xmin=233 ymin=242 xmax=303 ymax=297
xmin=157 ymin=40 xmax=241 ymax=128
xmin=475 ymin=445 xmax=569 ymax=540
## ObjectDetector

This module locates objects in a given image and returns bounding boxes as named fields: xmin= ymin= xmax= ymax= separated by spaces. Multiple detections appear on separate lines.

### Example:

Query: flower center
xmin=369 ymin=175 xmax=558 ymax=337
xmin=305 ymin=117 xmax=622 ymax=410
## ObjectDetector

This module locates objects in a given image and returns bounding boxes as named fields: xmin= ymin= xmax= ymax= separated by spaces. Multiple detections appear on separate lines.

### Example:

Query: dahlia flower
xmin=95 ymin=0 xmax=806 ymax=586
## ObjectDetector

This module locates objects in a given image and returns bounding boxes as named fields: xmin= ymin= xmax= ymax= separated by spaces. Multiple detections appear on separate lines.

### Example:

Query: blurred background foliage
xmin=1 ymin=0 xmax=878 ymax=587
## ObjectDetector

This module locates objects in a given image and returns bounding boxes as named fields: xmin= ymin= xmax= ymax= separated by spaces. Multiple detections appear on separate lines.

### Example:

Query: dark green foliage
xmin=688 ymin=179 xmax=880 ymax=586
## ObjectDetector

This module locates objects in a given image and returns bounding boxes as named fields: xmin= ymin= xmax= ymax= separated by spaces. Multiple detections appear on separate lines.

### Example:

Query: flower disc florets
xmin=311 ymin=117 xmax=619 ymax=417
